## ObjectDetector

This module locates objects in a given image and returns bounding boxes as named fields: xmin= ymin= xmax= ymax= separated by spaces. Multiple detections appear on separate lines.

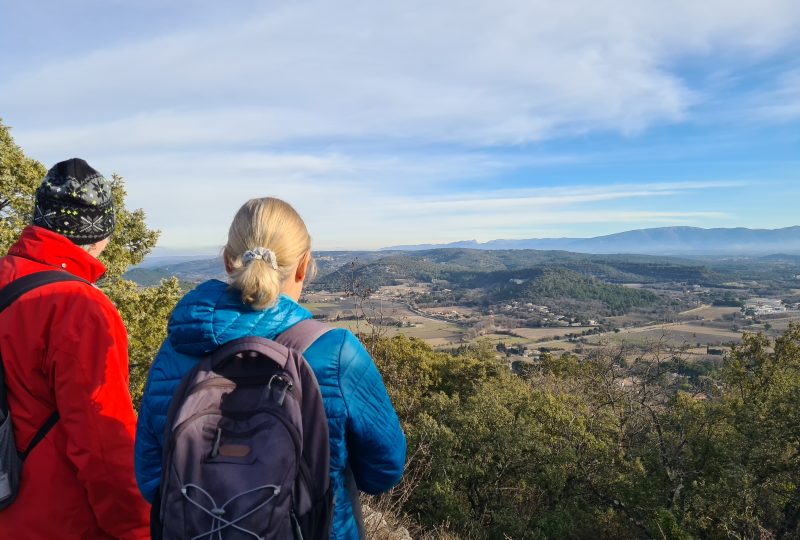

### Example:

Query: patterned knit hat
xmin=32 ymin=158 xmax=116 ymax=244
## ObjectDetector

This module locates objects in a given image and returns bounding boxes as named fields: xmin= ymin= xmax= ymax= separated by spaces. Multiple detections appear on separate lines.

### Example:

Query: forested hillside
xmin=312 ymin=253 xmax=691 ymax=318
xmin=372 ymin=331 xmax=800 ymax=539
xmin=488 ymin=268 xmax=661 ymax=315
xmin=313 ymin=250 xmax=725 ymax=289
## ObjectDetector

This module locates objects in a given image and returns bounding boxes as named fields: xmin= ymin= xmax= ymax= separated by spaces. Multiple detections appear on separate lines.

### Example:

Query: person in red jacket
xmin=0 ymin=158 xmax=149 ymax=539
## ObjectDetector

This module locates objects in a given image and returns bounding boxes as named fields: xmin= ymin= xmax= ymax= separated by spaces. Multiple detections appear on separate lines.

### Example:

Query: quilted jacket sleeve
xmin=135 ymin=339 xmax=199 ymax=502
xmin=49 ymin=288 xmax=150 ymax=540
xmin=338 ymin=331 xmax=406 ymax=495
xmin=134 ymin=341 xmax=171 ymax=503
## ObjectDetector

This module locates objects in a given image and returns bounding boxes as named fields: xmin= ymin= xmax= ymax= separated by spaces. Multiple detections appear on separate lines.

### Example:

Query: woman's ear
xmin=295 ymin=251 xmax=311 ymax=282
xmin=223 ymin=248 xmax=234 ymax=274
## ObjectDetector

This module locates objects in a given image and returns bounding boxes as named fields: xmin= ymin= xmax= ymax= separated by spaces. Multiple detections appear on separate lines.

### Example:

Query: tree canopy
xmin=0 ymin=119 xmax=46 ymax=253
xmin=369 ymin=328 xmax=800 ymax=539
xmin=0 ymin=118 xmax=180 ymax=405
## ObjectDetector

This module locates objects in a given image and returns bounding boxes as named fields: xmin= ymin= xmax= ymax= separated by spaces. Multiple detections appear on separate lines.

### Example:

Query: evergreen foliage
xmin=369 ymin=330 xmax=800 ymax=539
xmin=0 ymin=118 xmax=46 ymax=253
xmin=317 ymin=257 xmax=662 ymax=317
xmin=489 ymin=268 xmax=661 ymax=315
xmin=0 ymin=119 xmax=181 ymax=406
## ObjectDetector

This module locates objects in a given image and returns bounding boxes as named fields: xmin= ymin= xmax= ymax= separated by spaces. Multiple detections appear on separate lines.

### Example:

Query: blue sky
xmin=1 ymin=0 xmax=799 ymax=250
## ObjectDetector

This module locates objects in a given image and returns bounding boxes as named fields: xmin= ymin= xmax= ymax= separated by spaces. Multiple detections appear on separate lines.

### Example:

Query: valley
xmin=127 ymin=247 xmax=800 ymax=366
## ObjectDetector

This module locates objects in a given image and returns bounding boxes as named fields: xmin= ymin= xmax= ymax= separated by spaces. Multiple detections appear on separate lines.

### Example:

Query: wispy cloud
xmin=5 ymin=0 xmax=800 ymax=153
xmin=409 ymin=181 xmax=748 ymax=212
xmin=1 ymin=0 xmax=798 ymax=248
xmin=127 ymin=174 xmax=737 ymax=249
xmin=431 ymin=210 xmax=732 ymax=233
xmin=750 ymin=69 xmax=800 ymax=122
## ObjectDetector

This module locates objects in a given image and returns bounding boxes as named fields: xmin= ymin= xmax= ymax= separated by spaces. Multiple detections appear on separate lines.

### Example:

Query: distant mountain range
xmin=383 ymin=226 xmax=800 ymax=255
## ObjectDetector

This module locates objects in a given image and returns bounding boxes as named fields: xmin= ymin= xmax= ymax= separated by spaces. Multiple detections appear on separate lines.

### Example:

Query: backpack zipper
xmin=186 ymin=375 xmax=298 ymax=402
xmin=173 ymin=405 xmax=302 ymax=457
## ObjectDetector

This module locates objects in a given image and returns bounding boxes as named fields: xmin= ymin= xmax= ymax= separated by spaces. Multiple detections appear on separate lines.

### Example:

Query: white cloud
xmin=4 ymin=0 xmax=800 ymax=153
xmin=408 ymin=181 xmax=747 ymax=212
xmin=2 ymin=0 xmax=798 ymax=249
xmin=129 ymin=171 xmax=736 ymax=249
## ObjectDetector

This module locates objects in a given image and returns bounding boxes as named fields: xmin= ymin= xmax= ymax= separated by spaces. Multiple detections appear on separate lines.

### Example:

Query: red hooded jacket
xmin=0 ymin=226 xmax=149 ymax=539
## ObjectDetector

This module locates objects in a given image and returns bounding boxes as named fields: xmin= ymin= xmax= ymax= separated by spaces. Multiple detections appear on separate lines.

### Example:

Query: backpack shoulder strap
xmin=275 ymin=319 xmax=333 ymax=354
xmin=0 ymin=270 xmax=91 ymax=313
xmin=0 ymin=270 xmax=91 ymax=461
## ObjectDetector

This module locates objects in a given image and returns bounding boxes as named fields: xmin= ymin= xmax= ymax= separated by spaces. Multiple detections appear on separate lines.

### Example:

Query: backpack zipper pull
xmin=210 ymin=427 xmax=222 ymax=458
xmin=277 ymin=380 xmax=293 ymax=406
xmin=269 ymin=374 xmax=294 ymax=406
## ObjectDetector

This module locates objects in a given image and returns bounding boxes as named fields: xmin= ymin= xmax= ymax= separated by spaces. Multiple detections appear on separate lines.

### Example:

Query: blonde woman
xmin=134 ymin=198 xmax=406 ymax=539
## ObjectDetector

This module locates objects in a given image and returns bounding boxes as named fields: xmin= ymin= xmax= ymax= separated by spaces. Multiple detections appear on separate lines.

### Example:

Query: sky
xmin=1 ymin=0 xmax=799 ymax=251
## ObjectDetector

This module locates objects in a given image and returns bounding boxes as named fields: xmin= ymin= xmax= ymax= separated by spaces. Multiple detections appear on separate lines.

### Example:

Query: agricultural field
xmin=131 ymin=247 xmax=800 ymax=359
xmin=417 ymin=305 xmax=477 ymax=316
xmin=303 ymin=291 xmax=465 ymax=347
xmin=595 ymin=323 xmax=743 ymax=347
xmin=677 ymin=305 xmax=740 ymax=320
xmin=764 ymin=316 xmax=800 ymax=333
xmin=303 ymin=292 xmax=800 ymax=357
xmin=511 ymin=326 xmax=597 ymax=341
xmin=471 ymin=333 xmax=530 ymax=346
xmin=374 ymin=283 xmax=433 ymax=297
xmin=327 ymin=318 xmax=462 ymax=347
xmin=301 ymin=302 xmax=339 ymax=310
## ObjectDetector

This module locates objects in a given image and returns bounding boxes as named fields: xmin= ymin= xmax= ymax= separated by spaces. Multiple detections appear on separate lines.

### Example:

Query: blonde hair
xmin=224 ymin=197 xmax=314 ymax=310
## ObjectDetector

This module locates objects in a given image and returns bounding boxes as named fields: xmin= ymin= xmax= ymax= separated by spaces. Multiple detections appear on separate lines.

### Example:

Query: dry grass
xmin=511 ymin=327 xmax=595 ymax=341
xmin=362 ymin=495 xmax=464 ymax=540
xmin=678 ymin=305 xmax=740 ymax=320
xmin=417 ymin=305 xmax=477 ymax=316
xmin=590 ymin=323 xmax=743 ymax=347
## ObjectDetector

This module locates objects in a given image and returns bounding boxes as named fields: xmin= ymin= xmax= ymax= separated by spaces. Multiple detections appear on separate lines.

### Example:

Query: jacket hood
xmin=167 ymin=279 xmax=312 ymax=356
xmin=9 ymin=225 xmax=107 ymax=283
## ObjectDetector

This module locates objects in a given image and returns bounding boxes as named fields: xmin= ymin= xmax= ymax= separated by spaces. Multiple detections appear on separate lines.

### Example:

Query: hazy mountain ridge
xmin=127 ymin=248 xmax=730 ymax=289
xmin=125 ymin=251 xmax=387 ymax=286
xmin=125 ymin=257 xmax=227 ymax=286
xmin=384 ymin=226 xmax=800 ymax=255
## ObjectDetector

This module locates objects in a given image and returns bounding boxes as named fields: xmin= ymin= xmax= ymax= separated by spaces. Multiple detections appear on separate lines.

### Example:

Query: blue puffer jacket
xmin=134 ymin=280 xmax=406 ymax=540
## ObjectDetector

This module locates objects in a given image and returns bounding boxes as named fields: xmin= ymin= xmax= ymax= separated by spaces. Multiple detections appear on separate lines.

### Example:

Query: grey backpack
xmin=0 ymin=270 xmax=89 ymax=509
xmin=156 ymin=319 xmax=334 ymax=540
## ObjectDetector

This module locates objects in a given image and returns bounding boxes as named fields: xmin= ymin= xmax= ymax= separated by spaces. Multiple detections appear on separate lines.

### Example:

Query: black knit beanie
xmin=32 ymin=158 xmax=116 ymax=244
